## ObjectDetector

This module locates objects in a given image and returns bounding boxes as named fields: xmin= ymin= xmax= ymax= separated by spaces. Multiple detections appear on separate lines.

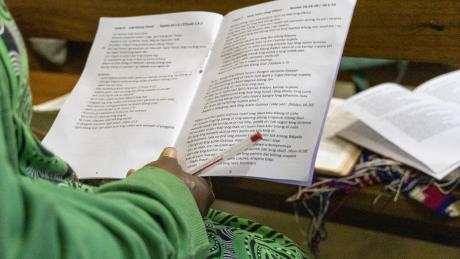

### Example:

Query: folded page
xmin=338 ymin=120 xmax=434 ymax=175
xmin=414 ymin=70 xmax=460 ymax=108
xmin=176 ymin=0 xmax=357 ymax=184
xmin=43 ymin=12 xmax=223 ymax=178
xmin=344 ymin=83 xmax=460 ymax=179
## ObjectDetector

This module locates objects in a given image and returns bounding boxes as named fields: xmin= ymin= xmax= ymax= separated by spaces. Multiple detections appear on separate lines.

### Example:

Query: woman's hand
xmin=128 ymin=147 xmax=214 ymax=216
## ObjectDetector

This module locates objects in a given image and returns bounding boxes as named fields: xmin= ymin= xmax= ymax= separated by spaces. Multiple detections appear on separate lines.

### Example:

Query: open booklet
xmin=338 ymin=70 xmax=460 ymax=180
xmin=314 ymin=98 xmax=361 ymax=176
xmin=43 ymin=0 xmax=356 ymax=185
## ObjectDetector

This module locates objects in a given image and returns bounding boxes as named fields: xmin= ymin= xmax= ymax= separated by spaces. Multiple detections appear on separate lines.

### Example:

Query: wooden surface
xmin=7 ymin=0 xmax=460 ymax=65
xmin=29 ymin=71 xmax=78 ymax=105
xmin=211 ymin=177 xmax=460 ymax=246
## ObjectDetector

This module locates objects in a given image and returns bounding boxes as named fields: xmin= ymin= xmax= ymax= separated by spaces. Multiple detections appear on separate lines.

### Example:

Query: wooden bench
xmin=8 ymin=0 xmax=460 ymax=246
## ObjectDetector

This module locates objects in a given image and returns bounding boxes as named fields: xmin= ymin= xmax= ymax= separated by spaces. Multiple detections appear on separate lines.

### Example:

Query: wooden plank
xmin=345 ymin=0 xmax=460 ymax=66
xmin=6 ymin=0 xmax=460 ymax=65
xmin=211 ymin=177 xmax=460 ymax=246
xmin=29 ymin=71 xmax=78 ymax=104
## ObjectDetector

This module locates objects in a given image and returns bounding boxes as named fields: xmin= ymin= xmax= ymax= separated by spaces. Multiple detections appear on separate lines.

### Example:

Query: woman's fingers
xmin=147 ymin=147 xmax=181 ymax=170
xmin=126 ymin=169 xmax=135 ymax=176
xmin=160 ymin=147 xmax=177 ymax=159
xmin=130 ymin=146 xmax=215 ymax=216
xmin=127 ymin=147 xmax=178 ymax=176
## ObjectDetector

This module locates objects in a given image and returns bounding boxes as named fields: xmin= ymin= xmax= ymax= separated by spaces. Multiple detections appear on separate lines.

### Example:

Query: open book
xmin=314 ymin=98 xmax=361 ymax=176
xmin=43 ymin=0 xmax=356 ymax=185
xmin=338 ymin=70 xmax=460 ymax=180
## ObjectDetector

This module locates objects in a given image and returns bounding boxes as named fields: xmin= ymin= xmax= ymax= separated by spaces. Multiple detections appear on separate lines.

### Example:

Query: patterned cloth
xmin=0 ymin=0 xmax=76 ymax=183
xmin=206 ymin=210 xmax=307 ymax=258
xmin=288 ymin=150 xmax=460 ymax=256
xmin=0 ymin=2 xmax=307 ymax=258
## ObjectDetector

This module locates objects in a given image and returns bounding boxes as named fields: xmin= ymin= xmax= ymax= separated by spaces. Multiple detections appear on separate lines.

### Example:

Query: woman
xmin=0 ymin=1 xmax=307 ymax=258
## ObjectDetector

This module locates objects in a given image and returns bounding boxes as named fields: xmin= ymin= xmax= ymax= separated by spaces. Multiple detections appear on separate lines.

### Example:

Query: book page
xmin=414 ymin=70 xmax=460 ymax=108
xmin=175 ymin=0 xmax=356 ymax=185
xmin=315 ymin=98 xmax=361 ymax=176
xmin=338 ymin=121 xmax=434 ymax=176
xmin=43 ymin=12 xmax=223 ymax=178
xmin=344 ymin=83 xmax=460 ymax=179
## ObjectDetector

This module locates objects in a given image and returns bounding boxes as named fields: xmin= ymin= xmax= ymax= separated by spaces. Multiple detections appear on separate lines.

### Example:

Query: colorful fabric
xmin=408 ymin=184 xmax=460 ymax=217
xmin=288 ymin=150 xmax=460 ymax=256
xmin=0 ymin=2 xmax=307 ymax=258
xmin=206 ymin=210 xmax=307 ymax=259
xmin=1 ymin=166 xmax=211 ymax=258
xmin=0 ymin=0 xmax=76 ymax=184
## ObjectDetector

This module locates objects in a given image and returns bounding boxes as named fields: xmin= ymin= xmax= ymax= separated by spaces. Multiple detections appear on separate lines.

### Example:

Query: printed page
xmin=43 ymin=12 xmax=223 ymax=178
xmin=175 ymin=0 xmax=356 ymax=184
xmin=315 ymin=98 xmax=361 ymax=176
xmin=414 ymin=70 xmax=460 ymax=108
xmin=338 ymin=121 xmax=435 ymax=176
xmin=344 ymin=83 xmax=460 ymax=179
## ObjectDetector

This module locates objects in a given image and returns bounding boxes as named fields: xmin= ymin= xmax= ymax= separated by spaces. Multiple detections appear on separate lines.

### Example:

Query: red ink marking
xmin=250 ymin=131 xmax=263 ymax=142
xmin=194 ymin=158 xmax=223 ymax=175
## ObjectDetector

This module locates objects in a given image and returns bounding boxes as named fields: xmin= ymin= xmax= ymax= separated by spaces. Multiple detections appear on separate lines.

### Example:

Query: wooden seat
xmin=9 ymin=0 xmax=460 ymax=246
xmin=29 ymin=71 xmax=77 ymax=105
xmin=8 ymin=0 xmax=460 ymax=65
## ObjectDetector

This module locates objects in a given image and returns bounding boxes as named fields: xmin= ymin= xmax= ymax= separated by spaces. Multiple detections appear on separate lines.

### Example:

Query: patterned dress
xmin=0 ymin=1 xmax=307 ymax=258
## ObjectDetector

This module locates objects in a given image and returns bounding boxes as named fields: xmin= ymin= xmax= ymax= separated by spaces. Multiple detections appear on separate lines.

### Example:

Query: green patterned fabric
xmin=0 ymin=1 xmax=307 ymax=258
xmin=0 ymin=0 xmax=77 ymax=184
xmin=205 ymin=210 xmax=307 ymax=258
